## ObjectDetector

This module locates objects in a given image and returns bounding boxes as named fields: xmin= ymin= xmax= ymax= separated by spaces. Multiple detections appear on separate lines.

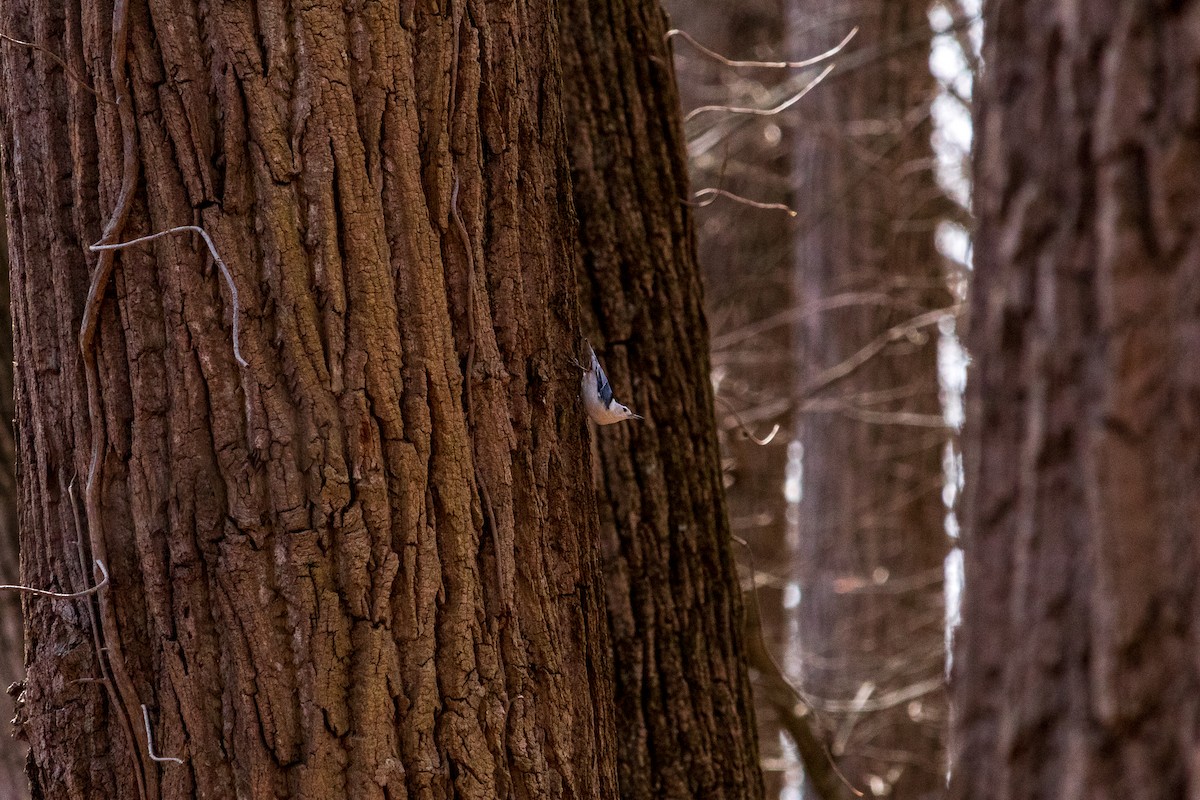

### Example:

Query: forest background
xmin=2 ymin=0 xmax=1196 ymax=799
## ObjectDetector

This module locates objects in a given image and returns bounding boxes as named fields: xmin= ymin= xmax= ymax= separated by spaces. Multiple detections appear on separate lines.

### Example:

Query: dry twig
xmin=685 ymin=63 xmax=835 ymax=122
xmin=0 ymin=33 xmax=114 ymax=104
xmin=715 ymin=395 xmax=780 ymax=446
xmin=799 ymin=305 xmax=960 ymax=398
xmin=666 ymin=26 xmax=857 ymax=70
xmin=90 ymin=225 xmax=248 ymax=367
xmin=684 ymin=140 xmax=797 ymax=216
xmin=808 ymin=677 xmax=944 ymax=715
xmin=140 ymin=705 xmax=185 ymax=765
xmin=0 ymin=559 xmax=109 ymax=599
xmin=687 ymin=188 xmax=797 ymax=216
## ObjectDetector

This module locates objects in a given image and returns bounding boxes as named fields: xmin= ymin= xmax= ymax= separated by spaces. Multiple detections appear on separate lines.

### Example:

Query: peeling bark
xmin=1 ymin=1 xmax=620 ymax=798
xmin=558 ymin=1 xmax=766 ymax=798
xmin=953 ymin=3 xmax=1200 ymax=798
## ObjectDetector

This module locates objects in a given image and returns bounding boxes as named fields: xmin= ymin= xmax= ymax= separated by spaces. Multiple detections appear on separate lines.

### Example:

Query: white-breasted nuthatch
xmin=572 ymin=343 xmax=643 ymax=425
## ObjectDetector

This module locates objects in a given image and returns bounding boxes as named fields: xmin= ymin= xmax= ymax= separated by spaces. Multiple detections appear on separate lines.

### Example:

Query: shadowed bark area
xmin=787 ymin=2 xmax=951 ymax=797
xmin=558 ymin=2 xmax=766 ymax=798
xmin=662 ymin=1 xmax=860 ymax=795
xmin=0 ymin=1 xmax=621 ymax=798
xmin=0 ymin=179 xmax=27 ymax=799
xmin=953 ymin=3 xmax=1200 ymax=798
xmin=661 ymin=0 xmax=803 ymax=793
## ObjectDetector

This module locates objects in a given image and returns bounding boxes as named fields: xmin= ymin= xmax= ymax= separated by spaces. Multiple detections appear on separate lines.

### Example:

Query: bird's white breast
xmin=582 ymin=372 xmax=626 ymax=425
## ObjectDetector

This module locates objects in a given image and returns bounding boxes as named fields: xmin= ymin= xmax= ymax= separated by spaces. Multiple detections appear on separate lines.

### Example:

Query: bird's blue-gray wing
xmin=590 ymin=348 xmax=615 ymax=406
xmin=596 ymin=369 xmax=614 ymax=406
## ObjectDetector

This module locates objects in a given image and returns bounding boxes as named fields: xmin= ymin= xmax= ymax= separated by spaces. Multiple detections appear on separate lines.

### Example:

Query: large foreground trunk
xmin=953 ymin=2 xmax=1200 ymax=798
xmin=2 ymin=1 xmax=619 ymax=797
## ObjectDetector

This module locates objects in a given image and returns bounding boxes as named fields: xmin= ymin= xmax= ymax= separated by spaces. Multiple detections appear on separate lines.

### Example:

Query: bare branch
xmin=712 ymin=291 xmax=915 ymax=352
xmin=0 ymin=33 xmax=114 ymax=104
xmin=687 ymin=187 xmax=797 ymax=216
xmin=715 ymin=395 xmax=781 ymax=445
xmin=685 ymin=64 xmax=835 ymax=123
xmin=687 ymin=16 xmax=973 ymax=159
xmin=937 ymin=0 xmax=981 ymax=76
xmin=90 ymin=226 xmax=248 ymax=367
xmin=806 ymin=402 xmax=949 ymax=429
xmin=0 ymin=559 xmax=109 ymax=599
xmin=140 ymin=706 xmax=185 ymax=765
xmin=805 ymin=677 xmax=945 ymax=715
xmin=828 ymin=565 xmax=946 ymax=596
xmin=667 ymin=26 xmax=857 ymax=70
xmin=800 ymin=305 xmax=960 ymax=398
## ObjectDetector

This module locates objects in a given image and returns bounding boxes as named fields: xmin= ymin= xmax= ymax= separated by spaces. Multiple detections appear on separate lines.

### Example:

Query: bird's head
xmin=611 ymin=402 xmax=643 ymax=421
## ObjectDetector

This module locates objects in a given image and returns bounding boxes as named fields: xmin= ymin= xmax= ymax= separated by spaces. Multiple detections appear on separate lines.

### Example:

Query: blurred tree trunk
xmin=0 ymin=179 xmax=27 ymax=798
xmin=558 ymin=0 xmax=766 ymax=798
xmin=788 ymin=2 xmax=951 ymax=797
xmin=660 ymin=0 xmax=803 ymax=793
xmin=1 ymin=1 xmax=621 ymax=797
xmin=952 ymin=3 xmax=1200 ymax=798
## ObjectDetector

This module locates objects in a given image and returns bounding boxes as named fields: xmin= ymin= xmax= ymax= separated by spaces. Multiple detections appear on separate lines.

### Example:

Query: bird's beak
xmin=631 ymin=413 xmax=644 ymax=420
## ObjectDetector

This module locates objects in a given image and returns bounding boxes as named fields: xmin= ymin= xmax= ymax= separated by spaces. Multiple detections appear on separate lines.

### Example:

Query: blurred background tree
xmin=0 ymin=0 xmax=979 ymax=797
xmin=953 ymin=2 xmax=1200 ymax=798
xmin=786 ymin=2 xmax=952 ymax=797
xmin=665 ymin=0 xmax=976 ymax=797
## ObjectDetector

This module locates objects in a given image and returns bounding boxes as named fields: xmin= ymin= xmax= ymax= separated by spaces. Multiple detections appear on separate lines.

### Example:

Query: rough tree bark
xmin=1 ymin=1 xmax=622 ymax=798
xmin=0 ymin=179 xmax=27 ymax=799
xmin=953 ymin=3 xmax=1200 ymax=798
xmin=557 ymin=2 xmax=765 ymax=798
xmin=787 ymin=2 xmax=951 ymax=797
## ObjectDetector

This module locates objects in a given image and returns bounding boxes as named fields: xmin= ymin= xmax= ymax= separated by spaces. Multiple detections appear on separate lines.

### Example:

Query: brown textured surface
xmin=786 ymin=2 xmax=951 ymax=797
xmin=558 ymin=1 xmax=766 ymax=798
xmin=953 ymin=2 xmax=1200 ymax=798
xmin=0 ymin=178 xmax=27 ymax=799
xmin=0 ymin=0 xmax=621 ymax=797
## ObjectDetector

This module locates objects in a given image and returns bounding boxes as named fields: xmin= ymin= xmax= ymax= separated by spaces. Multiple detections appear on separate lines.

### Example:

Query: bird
xmin=572 ymin=343 xmax=644 ymax=425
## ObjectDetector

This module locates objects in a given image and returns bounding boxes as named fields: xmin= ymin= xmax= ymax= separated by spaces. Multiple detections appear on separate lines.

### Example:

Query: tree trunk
xmin=557 ymin=2 xmax=766 ymax=798
xmin=1 ymin=1 xmax=621 ymax=798
xmin=952 ymin=3 xmax=1200 ymax=798
xmin=787 ymin=3 xmax=951 ymax=797
xmin=0 ymin=177 xmax=27 ymax=799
